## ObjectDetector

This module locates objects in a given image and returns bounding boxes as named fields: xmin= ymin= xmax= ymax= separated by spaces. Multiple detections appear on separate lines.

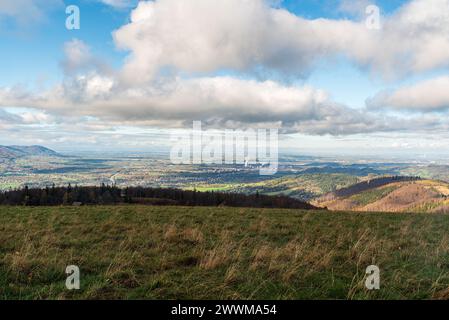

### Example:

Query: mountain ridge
xmin=313 ymin=178 xmax=449 ymax=213
xmin=0 ymin=145 xmax=60 ymax=159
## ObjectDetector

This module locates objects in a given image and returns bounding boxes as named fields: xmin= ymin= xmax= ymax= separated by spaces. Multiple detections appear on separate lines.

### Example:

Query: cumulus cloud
xmin=368 ymin=76 xmax=449 ymax=112
xmin=0 ymin=32 xmax=399 ymax=138
xmin=113 ymin=0 xmax=362 ymax=84
xmin=0 ymin=73 xmax=389 ymax=135
xmin=7 ymin=71 xmax=448 ymax=137
xmin=61 ymin=39 xmax=94 ymax=75
xmin=61 ymin=39 xmax=112 ymax=76
xmin=113 ymin=0 xmax=449 ymax=84
xmin=3 ymin=0 xmax=449 ymax=141
xmin=0 ymin=108 xmax=54 ymax=130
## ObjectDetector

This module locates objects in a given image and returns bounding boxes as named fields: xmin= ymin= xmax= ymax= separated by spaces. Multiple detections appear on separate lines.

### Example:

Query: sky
xmin=0 ymin=0 xmax=449 ymax=157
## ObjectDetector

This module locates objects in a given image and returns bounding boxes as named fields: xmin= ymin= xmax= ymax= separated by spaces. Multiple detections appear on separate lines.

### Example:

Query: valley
xmin=1 ymin=145 xmax=449 ymax=214
xmin=2 ymin=147 xmax=449 ymax=299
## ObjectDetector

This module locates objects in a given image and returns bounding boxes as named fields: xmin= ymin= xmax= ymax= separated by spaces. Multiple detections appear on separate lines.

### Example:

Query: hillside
xmin=315 ymin=178 xmax=449 ymax=213
xmin=2 ymin=205 xmax=449 ymax=299
xmin=186 ymin=173 xmax=360 ymax=201
xmin=0 ymin=145 xmax=60 ymax=159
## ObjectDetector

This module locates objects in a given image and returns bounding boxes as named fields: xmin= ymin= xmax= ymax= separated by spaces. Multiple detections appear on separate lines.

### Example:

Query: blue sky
xmin=0 ymin=0 xmax=128 ymax=86
xmin=283 ymin=0 xmax=406 ymax=18
xmin=0 ymin=0 xmax=449 ymax=157
xmin=0 ymin=0 xmax=403 ymax=95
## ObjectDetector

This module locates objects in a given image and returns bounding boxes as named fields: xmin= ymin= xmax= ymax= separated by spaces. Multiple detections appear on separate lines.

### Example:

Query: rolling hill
xmin=0 ymin=145 xmax=60 ymax=159
xmin=314 ymin=177 xmax=449 ymax=213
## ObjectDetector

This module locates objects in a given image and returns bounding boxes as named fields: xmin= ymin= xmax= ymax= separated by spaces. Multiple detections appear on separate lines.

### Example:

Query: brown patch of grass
xmin=163 ymin=224 xmax=178 ymax=242
xmin=182 ymin=228 xmax=204 ymax=244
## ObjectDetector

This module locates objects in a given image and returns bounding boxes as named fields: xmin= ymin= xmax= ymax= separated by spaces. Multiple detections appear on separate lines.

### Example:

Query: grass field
xmin=1 ymin=205 xmax=449 ymax=300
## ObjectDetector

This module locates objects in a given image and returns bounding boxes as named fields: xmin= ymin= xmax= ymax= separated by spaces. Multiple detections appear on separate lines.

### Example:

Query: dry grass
xmin=1 ymin=205 xmax=449 ymax=299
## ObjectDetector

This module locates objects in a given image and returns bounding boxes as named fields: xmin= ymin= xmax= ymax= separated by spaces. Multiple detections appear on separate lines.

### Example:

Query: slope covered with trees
xmin=0 ymin=184 xmax=318 ymax=210
xmin=315 ymin=178 xmax=449 ymax=213
xmin=332 ymin=176 xmax=421 ymax=198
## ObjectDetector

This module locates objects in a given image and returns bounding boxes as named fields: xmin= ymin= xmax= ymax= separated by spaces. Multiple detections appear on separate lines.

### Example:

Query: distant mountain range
xmin=0 ymin=145 xmax=60 ymax=159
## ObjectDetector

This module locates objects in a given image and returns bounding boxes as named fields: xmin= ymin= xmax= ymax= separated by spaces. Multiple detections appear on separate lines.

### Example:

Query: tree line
xmin=0 ymin=184 xmax=318 ymax=210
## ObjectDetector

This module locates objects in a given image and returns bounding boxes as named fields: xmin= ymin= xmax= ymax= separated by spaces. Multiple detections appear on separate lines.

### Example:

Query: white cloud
xmin=19 ymin=111 xmax=54 ymax=124
xmin=61 ymin=39 xmax=93 ymax=75
xmin=3 ymin=0 xmax=449 ymax=143
xmin=113 ymin=0 xmax=449 ymax=84
xmin=60 ymin=39 xmax=113 ymax=77
xmin=0 ymin=0 xmax=62 ymax=25
xmin=368 ymin=76 xmax=449 ymax=112
xmin=338 ymin=0 xmax=377 ymax=18
xmin=0 ymin=69 xmax=393 ymax=135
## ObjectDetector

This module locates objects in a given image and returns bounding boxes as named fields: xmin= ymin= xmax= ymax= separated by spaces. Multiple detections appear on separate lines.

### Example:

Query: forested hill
xmin=313 ymin=177 xmax=449 ymax=213
xmin=332 ymin=176 xmax=421 ymax=198
xmin=0 ymin=185 xmax=319 ymax=210
xmin=0 ymin=145 xmax=60 ymax=158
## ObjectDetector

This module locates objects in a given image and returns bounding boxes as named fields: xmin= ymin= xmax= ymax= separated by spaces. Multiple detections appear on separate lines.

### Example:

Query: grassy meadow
xmin=1 ymin=205 xmax=449 ymax=299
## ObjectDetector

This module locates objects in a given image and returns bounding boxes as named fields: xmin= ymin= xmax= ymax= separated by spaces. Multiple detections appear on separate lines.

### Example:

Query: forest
xmin=332 ymin=176 xmax=421 ymax=198
xmin=0 ymin=184 xmax=318 ymax=210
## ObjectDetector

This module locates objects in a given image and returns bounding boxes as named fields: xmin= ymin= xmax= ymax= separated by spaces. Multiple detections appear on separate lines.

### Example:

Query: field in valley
xmin=1 ymin=205 xmax=449 ymax=300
